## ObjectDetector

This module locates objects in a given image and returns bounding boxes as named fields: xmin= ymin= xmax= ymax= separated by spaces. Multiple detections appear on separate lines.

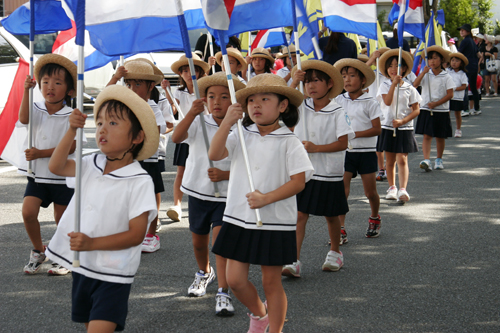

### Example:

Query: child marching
xmin=376 ymin=50 xmax=422 ymax=202
xmin=447 ymin=52 xmax=469 ymax=138
xmin=215 ymin=48 xmax=248 ymax=84
xmin=208 ymin=74 xmax=313 ymax=333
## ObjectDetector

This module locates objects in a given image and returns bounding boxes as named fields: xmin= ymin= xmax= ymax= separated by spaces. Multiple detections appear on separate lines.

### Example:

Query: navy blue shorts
xmin=24 ymin=177 xmax=74 ymax=208
xmin=72 ymin=272 xmax=131 ymax=331
xmin=344 ymin=152 xmax=378 ymax=178
xmin=188 ymin=196 xmax=225 ymax=235
xmin=139 ymin=161 xmax=164 ymax=194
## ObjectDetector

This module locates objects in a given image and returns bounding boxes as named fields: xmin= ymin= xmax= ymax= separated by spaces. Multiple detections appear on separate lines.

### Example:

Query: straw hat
xmin=93 ymin=85 xmax=159 ymax=161
xmin=215 ymin=48 xmax=247 ymax=71
xmin=250 ymin=47 xmax=275 ymax=65
xmin=378 ymin=47 xmax=391 ymax=54
xmin=126 ymin=58 xmax=164 ymax=78
xmin=426 ymin=45 xmax=450 ymax=63
xmin=197 ymin=72 xmax=246 ymax=98
xmin=334 ymin=59 xmax=375 ymax=88
xmin=171 ymin=53 xmax=210 ymax=75
xmin=449 ymin=52 xmax=469 ymax=66
xmin=34 ymin=54 xmax=78 ymax=97
xmin=291 ymin=60 xmax=344 ymax=99
xmin=277 ymin=45 xmax=304 ymax=59
xmin=235 ymin=74 xmax=303 ymax=112
xmin=357 ymin=54 xmax=369 ymax=63
xmin=378 ymin=49 xmax=414 ymax=78
xmin=124 ymin=60 xmax=164 ymax=85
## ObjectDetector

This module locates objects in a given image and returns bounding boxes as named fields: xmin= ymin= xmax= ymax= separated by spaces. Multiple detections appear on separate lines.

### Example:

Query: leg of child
xmin=261 ymin=265 xmax=287 ymax=333
xmin=22 ymin=196 xmax=44 ymax=252
xmin=326 ymin=216 xmax=341 ymax=254
xmin=454 ymin=111 xmax=462 ymax=130
xmin=376 ymin=151 xmax=385 ymax=171
xmin=396 ymin=153 xmax=409 ymax=189
xmin=422 ymin=134 xmax=433 ymax=160
xmin=192 ymin=232 xmax=210 ymax=273
xmin=295 ymin=211 xmax=309 ymax=260
xmin=385 ymin=152 xmax=397 ymax=187
xmin=360 ymin=172 xmax=380 ymax=218
xmin=173 ymin=166 xmax=185 ymax=207
xmin=85 ymin=320 xmax=117 ymax=333
xmin=226 ymin=259 xmax=265 ymax=317
xmin=53 ymin=203 xmax=68 ymax=225
xmin=146 ymin=193 xmax=161 ymax=235
xmin=212 ymin=226 xmax=228 ymax=289
xmin=436 ymin=137 xmax=445 ymax=159
xmin=339 ymin=172 xmax=353 ymax=229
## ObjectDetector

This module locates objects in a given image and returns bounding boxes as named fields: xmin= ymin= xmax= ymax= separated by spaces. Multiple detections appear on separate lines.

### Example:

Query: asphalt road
xmin=0 ymin=97 xmax=499 ymax=332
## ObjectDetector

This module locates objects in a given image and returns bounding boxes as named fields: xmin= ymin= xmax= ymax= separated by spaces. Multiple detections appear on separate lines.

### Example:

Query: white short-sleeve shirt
xmin=365 ymin=70 xmax=389 ymax=99
xmin=19 ymin=102 xmax=86 ymax=184
xmin=417 ymin=70 xmax=456 ymax=111
xmin=377 ymin=81 xmax=422 ymax=130
xmin=446 ymin=68 xmax=469 ymax=101
xmin=335 ymin=93 xmax=382 ymax=152
xmin=295 ymin=98 xmax=354 ymax=181
xmin=403 ymin=71 xmax=417 ymax=86
xmin=223 ymin=124 xmax=314 ymax=231
xmin=46 ymin=154 xmax=157 ymax=284
xmin=174 ymin=88 xmax=208 ymax=120
xmin=144 ymin=101 xmax=165 ymax=162
xmin=156 ymin=96 xmax=174 ymax=160
xmin=276 ymin=67 xmax=293 ymax=86
xmin=182 ymin=114 xmax=231 ymax=202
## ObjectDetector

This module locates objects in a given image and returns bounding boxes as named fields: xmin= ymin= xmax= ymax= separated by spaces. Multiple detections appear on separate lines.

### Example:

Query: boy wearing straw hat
xmin=276 ymin=45 xmax=304 ymax=86
xmin=215 ymin=48 xmax=247 ymax=84
xmin=334 ymin=59 xmax=383 ymax=239
xmin=46 ymin=85 xmax=158 ymax=332
xmin=19 ymin=54 xmax=84 ymax=276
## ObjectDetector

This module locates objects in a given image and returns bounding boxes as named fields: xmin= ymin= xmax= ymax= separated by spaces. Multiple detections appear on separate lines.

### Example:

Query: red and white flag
xmin=201 ymin=0 xmax=236 ymax=30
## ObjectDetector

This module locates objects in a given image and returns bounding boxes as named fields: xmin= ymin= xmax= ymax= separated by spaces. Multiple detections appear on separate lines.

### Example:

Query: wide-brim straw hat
xmin=235 ymin=74 xmax=303 ymax=112
xmin=334 ymin=58 xmax=375 ymax=88
xmin=124 ymin=60 xmax=164 ymax=85
xmin=250 ymin=47 xmax=275 ymax=65
xmin=126 ymin=58 xmax=164 ymax=78
xmin=378 ymin=47 xmax=391 ymax=55
xmin=357 ymin=54 xmax=369 ymax=63
xmin=449 ymin=52 xmax=469 ymax=66
xmin=171 ymin=54 xmax=210 ymax=75
xmin=426 ymin=45 xmax=450 ymax=63
xmin=291 ymin=60 xmax=344 ymax=99
xmin=215 ymin=48 xmax=247 ymax=71
xmin=378 ymin=49 xmax=414 ymax=79
xmin=93 ymin=85 xmax=159 ymax=161
xmin=277 ymin=45 xmax=304 ymax=59
xmin=197 ymin=72 xmax=246 ymax=98
xmin=34 ymin=54 xmax=78 ymax=97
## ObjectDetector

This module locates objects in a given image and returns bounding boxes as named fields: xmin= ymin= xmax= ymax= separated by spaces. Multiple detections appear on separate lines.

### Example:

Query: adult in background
xmin=195 ymin=34 xmax=241 ymax=75
xmin=318 ymin=32 xmax=357 ymax=65
xmin=385 ymin=22 xmax=411 ymax=52
xmin=481 ymin=35 xmax=498 ymax=96
xmin=458 ymin=24 xmax=481 ymax=114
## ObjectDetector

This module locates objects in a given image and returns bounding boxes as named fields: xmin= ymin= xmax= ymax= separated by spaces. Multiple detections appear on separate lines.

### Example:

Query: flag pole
xmin=119 ymin=55 xmax=125 ymax=85
xmin=247 ymin=31 xmax=253 ymax=80
xmin=175 ymin=0 xmax=220 ymax=197
xmin=394 ymin=46 xmax=402 ymax=137
xmin=423 ymin=12 xmax=433 ymax=116
xmin=27 ymin=0 xmax=35 ymax=175
xmin=217 ymin=30 xmax=263 ymax=227
xmin=292 ymin=0 xmax=308 ymax=141
xmin=207 ymin=31 xmax=216 ymax=74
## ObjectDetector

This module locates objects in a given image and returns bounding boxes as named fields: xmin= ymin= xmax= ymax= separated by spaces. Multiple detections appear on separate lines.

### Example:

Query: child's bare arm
xmin=413 ymin=66 xmax=429 ymax=88
xmin=246 ymin=172 xmax=306 ymax=209
xmin=171 ymin=98 xmax=205 ymax=143
xmin=49 ymin=109 xmax=86 ymax=177
xmin=19 ymin=75 xmax=37 ymax=124
xmin=68 ymin=212 xmax=149 ymax=251
xmin=393 ymin=103 xmax=420 ymax=128
xmin=427 ymin=89 xmax=454 ymax=109
xmin=208 ymin=103 xmax=243 ymax=161
xmin=455 ymin=83 xmax=467 ymax=92
xmin=382 ymin=76 xmax=402 ymax=106
xmin=302 ymin=134 xmax=349 ymax=153
xmin=106 ymin=66 xmax=127 ymax=86
xmin=354 ymin=117 xmax=382 ymax=138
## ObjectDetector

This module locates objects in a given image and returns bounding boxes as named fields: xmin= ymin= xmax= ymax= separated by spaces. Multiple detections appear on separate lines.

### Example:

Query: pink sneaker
xmin=247 ymin=312 xmax=269 ymax=333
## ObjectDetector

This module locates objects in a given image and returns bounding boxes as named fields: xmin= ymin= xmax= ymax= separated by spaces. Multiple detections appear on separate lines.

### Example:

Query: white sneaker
xmin=420 ymin=159 xmax=432 ymax=172
xmin=461 ymin=110 xmax=469 ymax=117
xmin=188 ymin=267 xmax=216 ymax=297
xmin=386 ymin=186 xmax=398 ymax=200
xmin=485 ymin=93 xmax=490 ymax=97
xmin=454 ymin=129 xmax=462 ymax=138
xmin=282 ymin=260 xmax=301 ymax=278
xmin=215 ymin=288 xmax=235 ymax=316
xmin=397 ymin=188 xmax=410 ymax=202
xmin=47 ymin=263 xmax=71 ymax=276
xmin=23 ymin=250 xmax=48 ymax=274
xmin=166 ymin=205 xmax=182 ymax=222
xmin=473 ymin=109 xmax=482 ymax=115
xmin=434 ymin=158 xmax=444 ymax=170
xmin=322 ymin=251 xmax=344 ymax=272
xmin=141 ymin=234 xmax=160 ymax=253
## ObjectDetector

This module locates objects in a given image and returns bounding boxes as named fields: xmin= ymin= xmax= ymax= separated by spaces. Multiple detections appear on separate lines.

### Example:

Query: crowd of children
xmin=17 ymin=40 xmax=476 ymax=332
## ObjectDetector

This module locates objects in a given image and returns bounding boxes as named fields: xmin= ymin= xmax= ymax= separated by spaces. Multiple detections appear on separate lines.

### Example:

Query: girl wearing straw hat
xmin=334 ymin=59 xmax=383 ymax=239
xmin=19 ymin=54 xmax=82 ymax=276
xmin=376 ymin=49 xmax=422 ymax=203
xmin=244 ymin=47 xmax=275 ymax=81
xmin=166 ymin=54 xmax=210 ymax=223
xmin=283 ymin=60 xmax=353 ymax=277
xmin=276 ymin=45 xmax=303 ymax=86
xmin=414 ymin=46 xmax=456 ymax=171
xmin=209 ymin=74 xmax=313 ymax=333
xmin=46 ymin=85 xmax=159 ymax=332
xmin=171 ymin=72 xmax=246 ymax=315
xmin=447 ymin=52 xmax=469 ymax=138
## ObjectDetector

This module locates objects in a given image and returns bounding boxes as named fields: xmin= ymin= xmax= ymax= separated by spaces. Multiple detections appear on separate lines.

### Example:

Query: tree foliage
xmin=438 ymin=0 xmax=494 ymax=38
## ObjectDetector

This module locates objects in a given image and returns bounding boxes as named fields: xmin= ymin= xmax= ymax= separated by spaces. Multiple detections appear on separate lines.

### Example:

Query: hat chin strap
xmin=46 ymin=97 xmax=66 ymax=105
xmin=258 ymin=115 xmax=281 ymax=127
xmin=106 ymin=144 xmax=135 ymax=162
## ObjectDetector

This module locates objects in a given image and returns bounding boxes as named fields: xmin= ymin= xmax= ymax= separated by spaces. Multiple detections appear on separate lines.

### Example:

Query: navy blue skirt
xmin=415 ymin=109 xmax=453 ymax=138
xmin=173 ymin=143 xmax=189 ymax=167
xmin=212 ymin=222 xmax=297 ymax=266
xmin=296 ymin=179 xmax=349 ymax=217
xmin=377 ymin=128 xmax=419 ymax=154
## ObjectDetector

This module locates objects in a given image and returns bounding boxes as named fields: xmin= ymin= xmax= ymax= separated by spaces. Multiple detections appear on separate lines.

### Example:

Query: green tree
xmin=476 ymin=0 xmax=494 ymax=35
xmin=377 ymin=9 xmax=392 ymax=31
xmin=439 ymin=0 xmax=477 ymax=38
xmin=493 ymin=19 xmax=500 ymax=35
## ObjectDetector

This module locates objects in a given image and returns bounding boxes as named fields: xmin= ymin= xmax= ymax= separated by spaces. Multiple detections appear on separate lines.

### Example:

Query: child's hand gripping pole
xmin=27 ymin=14 xmax=35 ymax=175
xmin=394 ymin=47 xmax=403 ymax=138
xmin=207 ymin=31 xmax=216 ymax=74
xmin=423 ymin=44 xmax=433 ymax=116
xmin=218 ymin=30 xmax=263 ymax=227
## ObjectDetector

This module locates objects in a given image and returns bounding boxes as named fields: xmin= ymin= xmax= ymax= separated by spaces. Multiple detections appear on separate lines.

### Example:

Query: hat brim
xmin=427 ymin=46 xmax=450 ymax=63
xmin=378 ymin=49 xmax=413 ymax=79
xmin=458 ymin=25 xmax=471 ymax=32
xmin=197 ymin=72 xmax=246 ymax=98
xmin=124 ymin=73 xmax=164 ymax=85
xmin=171 ymin=58 xmax=211 ymax=75
xmin=449 ymin=52 xmax=469 ymax=66
xmin=215 ymin=50 xmax=248 ymax=71
xmin=291 ymin=60 xmax=344 ymax=99
xmin=250 ymin=53 xmax=275 ymax=66
xmin=34 ymin=54 xmax=78 ymax=98
xmin=277 ymin=51 xmax=305 ymax=59
xmin=334 ymin=59 xmax=375 ymax=88
xmin=93 ymin=85 xmax=159 ymax=161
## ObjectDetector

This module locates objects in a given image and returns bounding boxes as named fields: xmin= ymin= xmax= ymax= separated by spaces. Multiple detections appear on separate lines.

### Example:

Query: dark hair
xmin=384 ymin=56 xmax=408 ymax=77
xmin=304 ymin=69 xmax=331 ymax=83
xmin=427 ymin=51 xmax=445 ymax=70
xmin=450 ymin=56 xmax=468 ymax=72
xmin=340 ymin=66 xmax=366 ymax=81
xmin=38 ymin=63 xmax=74 ymax=105
xmin=228 ymin=36 xmax=241 ymax=50
xmin=96 ymin=100 xmax=144 ymax=159
xmin=178 ymin=65 xmax=205 ymax=90
xmin=242 ymin=93 xmax=299 ymax=128
xmin=251 ymin=58 xmax=273 ymax=74
xmin=150 ymin=87 xmax=160 ymax=103
xmin=124 ymin=79 xmax=155 ymax=100
xmin=325 ymin=32 xmax=341 ymax=54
